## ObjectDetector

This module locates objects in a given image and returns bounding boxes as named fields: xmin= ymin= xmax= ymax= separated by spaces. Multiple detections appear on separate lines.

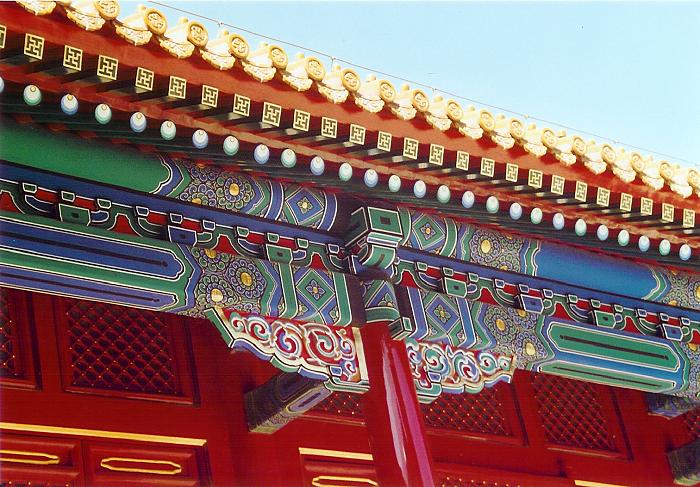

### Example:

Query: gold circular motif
xmin=496 ymin=318 xmax=506 ymax=331
xmin=500 ymin=265 xmax=508 ymax=270
xmin=192 ymin=197 xmax=202 ymax=205
xmin=240 ymin=271 xmax=253 ymax=288
xmin=572 ymin=136 xmax=586 ymax=157
xmin=269 ymin=45 xmax=288 ymax=69
xmin=95 ymin=0 xmax=119 ymax=20
xmin=210 ymin=288 xmax=224 ymax=303
xmin=479 ymin=110 xmax=495 ymax=131
xmin=542 ymin=128 xmax=557 ymax=149
xmin=480 ymin=239 xmax=492 ymax=254
xmin=631 ymin=153 xmax=645 ymax=172
xmin=517 ymin=309 xmax=528 ymax=318
xmin=695 ymin=285 xmax=700 ymax=300
xmin=341 ymin=69 xmax=360 ymax=92
xmin=412 ymin=90 xmax=429 ymax=112
xmin=187 ymin=21 xmax=208 ymax=48
xmin=144 ymin=8 xmax=167 ymax=36
xmin=601 ymin=144 xmax=616 ymax=164
xmin=228 ymin=34 xmax=250 ymax=59
xmin=204 ymin=248 xmax=217 ymax=259
xmin=525 ymin=342 xmax=536 ymax=356
xmin=659 ymin=161 xmax=673 ymax=180
xmin=305 ymin=58 xmax=326 ymax=82
xmin=229 ymin=183 xmax=240 ymax=196
xmin=669 ymin=299 xmax=678 ymax=306
xmin=446 ymin=100 xmax=463 ymax=122
xmin=509 ymin=119 xmax=525 ymax=139
xmin=689 ymin=342 xmax=698 ymax=352
xmin=378 ymin=80 xmax=396 ymax=103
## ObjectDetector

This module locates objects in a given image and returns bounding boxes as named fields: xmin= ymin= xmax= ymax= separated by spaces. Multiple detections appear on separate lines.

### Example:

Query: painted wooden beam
xmin=668 ymin=438 xmax=700 ymax=486
xmin=646 ymin=394 xmax=700 ymax=419
xmin=244 ymin=373 xmax=330 ymax=434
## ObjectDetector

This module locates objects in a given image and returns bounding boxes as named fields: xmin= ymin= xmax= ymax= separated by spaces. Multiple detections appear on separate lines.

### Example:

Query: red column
xmin=360 ymin=323 xmax=435 ymax=487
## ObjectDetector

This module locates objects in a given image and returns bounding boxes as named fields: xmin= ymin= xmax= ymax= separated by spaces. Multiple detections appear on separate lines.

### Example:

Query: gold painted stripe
xmin=299 ymin=447 xmax=373 ymax=461
xmin=100 ymin=457 xmax=182 ymax=475
xmin=575 ymin=481 xmax=630 ymax=487
xmin=0 ymin=422 xmax=206 ymax=446
xmin=312 ymin=475 xmax=378 ymax=487
xmin=0 ymin=449 xmax=60 ymax=465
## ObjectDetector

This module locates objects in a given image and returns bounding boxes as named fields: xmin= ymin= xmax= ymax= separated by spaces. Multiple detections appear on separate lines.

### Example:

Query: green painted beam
xmin=0 ymin=118 xmax=174 ymax=194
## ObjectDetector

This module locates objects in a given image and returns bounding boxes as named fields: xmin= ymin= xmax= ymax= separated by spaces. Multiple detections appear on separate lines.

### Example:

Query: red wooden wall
xmin=0 ymin=288 xmax=697 ymax=486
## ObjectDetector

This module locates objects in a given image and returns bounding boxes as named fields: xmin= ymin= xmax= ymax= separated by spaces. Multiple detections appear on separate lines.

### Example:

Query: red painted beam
xmin=360 ymin=323 xmax=435 ymax=486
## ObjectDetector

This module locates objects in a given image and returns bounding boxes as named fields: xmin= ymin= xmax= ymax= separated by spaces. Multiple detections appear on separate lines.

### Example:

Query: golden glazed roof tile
xmin=15 ymin=0 xmax=699 ymax=199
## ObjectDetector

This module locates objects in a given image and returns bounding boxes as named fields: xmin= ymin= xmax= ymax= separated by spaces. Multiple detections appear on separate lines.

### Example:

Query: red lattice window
xmin=311 ymin=391 xmax=364 ymax=420
xmin=311 ymin=384 xmax=521 ymax=443
xmin=0 ymin=288 xmax=18 ymax=378
xmin=57 ymin=299 xmax=194 ymax=403
xmin=0 ymin=288 xmax=37 ymax=389
xmin=684 ymin=408 xmax=700 ymax=439
xmin=421 ymin=387 xmax=512 ymax=437
xmin=531 ymin=373 xmax=618 ymax=452
xmin=0 ymin=482 xmax=73 ymax=487
xmin=439 ymin=477 xmax=513 ymax=487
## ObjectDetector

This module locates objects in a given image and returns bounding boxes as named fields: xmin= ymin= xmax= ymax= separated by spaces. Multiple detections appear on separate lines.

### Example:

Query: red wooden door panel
xmin=0 ymin=288 xmax=692 ymax=486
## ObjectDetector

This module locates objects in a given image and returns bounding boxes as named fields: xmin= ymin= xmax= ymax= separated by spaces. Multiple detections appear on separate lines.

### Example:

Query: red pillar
xmin=360 ymin=323 xmax=435 ymax=487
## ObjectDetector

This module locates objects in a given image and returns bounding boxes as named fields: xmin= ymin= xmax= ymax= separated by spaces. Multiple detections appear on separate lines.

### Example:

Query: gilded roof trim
xmin=14 ymin=0 xmax=700 ymax=199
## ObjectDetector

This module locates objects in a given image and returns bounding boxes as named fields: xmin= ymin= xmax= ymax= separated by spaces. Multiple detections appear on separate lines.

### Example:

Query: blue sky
xmin=145 ymin=1 xmax=700 ymax=168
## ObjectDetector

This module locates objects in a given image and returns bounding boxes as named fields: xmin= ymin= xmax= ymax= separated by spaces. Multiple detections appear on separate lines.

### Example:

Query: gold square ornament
xmin=574 ymin=181 xmax=588 ymax=202
xmin=0 ymin=25 xmax=6 ymax=49
xmin=480 ymin=158 xmax=495 ymax=177
xmin=63 ymin=45 xmax=83 ymax=71
xmin=528 ymin=169 xmax=542 ymax=188
xmin=403 ymin=138 xmax=419 ymax=160
xmin=661 ymin=203 xmax=674 ymax=223
xmin=201 ymin=85 xmax=219 ymax=108
xmin=135 ymin=67 xmax=154 ymax=91
xmin=456 ymin=151 xmax=469 ymax=171
xmin=596 ymin=187 xmax=610 ymax=207
xmin=640 ymin=197 xmax=653 ymax=216
xmin=683 ymin=209 xmax=695 ymax=229
xmin=97 ymin=55 xmax=118 ymax=80
xmin=505 ymin=163 xmax=519 ymax=183
xmin=620 ymin=193 xmax=633 ymax=212
xmin=320 ymin=117 xmax=337 ymax=138
xmin=233 ymin=94 xmax=251 ymax=117
xmin=550 ymin=175 xmax=565 ymax=195
xmin=429 ymin=144 xmax=444 ymax=166
xmin=292 ymin=110 xmax=310 ymax=131
xmin=349 ymin=124 xmax=366 ymax=145
xmin=377 ymin=132 xmax=392 ymax=152
xmin=24 ymin=33 xmax=44 ymax=60
xmin=262 ymin=102 xmax=282 ymax=126
xmin=168 ymin=76 xmax=187 ymax=99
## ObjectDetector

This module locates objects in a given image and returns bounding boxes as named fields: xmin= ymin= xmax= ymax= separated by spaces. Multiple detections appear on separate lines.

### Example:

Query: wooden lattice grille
xmin=531 ymin=373 xmax=616 ymax=451
xmin=439 ymin=477 xmax=516 ymax=487
xmin=421 ymin=388 xmax=511 ymax=436
xmin=1 ymin=482 xmax=72 ymax=487
xmin=312 ymin=388 xmax=513 ymax=438
xmin=312 ymin=391 xmax=364 ymax=418
xmin=684 ymin=408 xmax=700 ymax=439
xmin=0 ymin=288 xmax=18 ymax=377
xmin=64 ymin=300 xmax=180 ymax=396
